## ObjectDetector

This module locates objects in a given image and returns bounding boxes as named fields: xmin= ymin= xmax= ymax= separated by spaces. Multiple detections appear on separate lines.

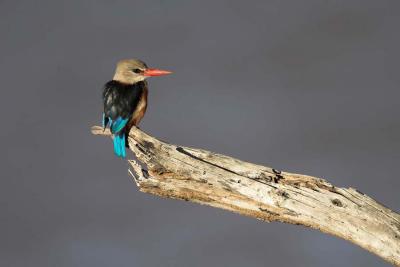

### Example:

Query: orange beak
xmin=143 ymin=68 xmax=172 ymax=77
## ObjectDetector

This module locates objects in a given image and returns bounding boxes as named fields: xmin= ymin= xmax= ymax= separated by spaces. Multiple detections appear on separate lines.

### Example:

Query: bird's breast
xmin=129 ymin=86 xmax=148 ymax=127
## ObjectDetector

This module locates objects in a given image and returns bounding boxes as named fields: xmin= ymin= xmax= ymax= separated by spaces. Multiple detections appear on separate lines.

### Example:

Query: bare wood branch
xmin=92 ymin=125 xmax=400 ymax=266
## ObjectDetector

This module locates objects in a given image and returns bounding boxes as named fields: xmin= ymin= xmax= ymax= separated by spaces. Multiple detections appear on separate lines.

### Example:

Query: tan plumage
xmin=113 ymin=59 xmax=148 ymax=84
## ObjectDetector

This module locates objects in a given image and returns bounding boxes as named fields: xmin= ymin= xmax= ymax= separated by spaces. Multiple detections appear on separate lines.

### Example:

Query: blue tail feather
xmin=113 ymin=134 xmax=120 ymax=156
xmin=113 ymin=133 xmax=126 ymax=158
xmin=103 ymin=115 xmax=128 ymax=158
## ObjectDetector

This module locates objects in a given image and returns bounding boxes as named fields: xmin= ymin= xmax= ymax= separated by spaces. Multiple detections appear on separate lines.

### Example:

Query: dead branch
xmin=92 ymin=126 xmax=400 ymax=266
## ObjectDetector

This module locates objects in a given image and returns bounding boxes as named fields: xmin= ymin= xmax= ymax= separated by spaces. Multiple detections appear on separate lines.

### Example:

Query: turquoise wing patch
xmin=111 ymin=117 xmax=128 ymax=133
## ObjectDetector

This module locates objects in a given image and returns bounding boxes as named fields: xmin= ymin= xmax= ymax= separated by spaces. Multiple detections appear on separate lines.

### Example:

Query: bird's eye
xmin=132 ymin=68 xmax=142 ymax=74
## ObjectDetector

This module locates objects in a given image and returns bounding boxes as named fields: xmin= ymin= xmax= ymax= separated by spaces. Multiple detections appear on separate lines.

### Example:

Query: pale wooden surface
xmin=92 ymin=126 xmax=400 ymax=266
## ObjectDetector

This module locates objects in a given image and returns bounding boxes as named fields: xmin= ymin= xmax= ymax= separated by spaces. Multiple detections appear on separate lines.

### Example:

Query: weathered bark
xmin=91 ymin=126 xmax=400 ymax=266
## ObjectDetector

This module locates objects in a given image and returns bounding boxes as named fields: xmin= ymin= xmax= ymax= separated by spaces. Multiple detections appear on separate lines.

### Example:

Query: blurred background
xmin=0 ymin=0 xmax=399 ymax=266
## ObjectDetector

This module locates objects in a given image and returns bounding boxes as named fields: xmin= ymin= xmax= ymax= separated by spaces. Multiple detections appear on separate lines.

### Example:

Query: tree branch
xmin=91 ymin=126 xmax=400 ymax=266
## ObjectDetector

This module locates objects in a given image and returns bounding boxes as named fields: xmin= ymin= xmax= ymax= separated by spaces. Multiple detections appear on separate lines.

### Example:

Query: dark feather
xmin=102 ymin=80 xmax=146 ymax=123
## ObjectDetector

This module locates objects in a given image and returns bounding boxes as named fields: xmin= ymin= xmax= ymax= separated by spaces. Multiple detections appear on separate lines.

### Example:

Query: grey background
xmin=0 ymin=0 xmax=399 ymax=266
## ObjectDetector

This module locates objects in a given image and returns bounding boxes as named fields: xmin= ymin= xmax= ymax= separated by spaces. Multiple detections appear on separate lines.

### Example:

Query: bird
xmin=102 ymin=59 xmax=172 ymax=158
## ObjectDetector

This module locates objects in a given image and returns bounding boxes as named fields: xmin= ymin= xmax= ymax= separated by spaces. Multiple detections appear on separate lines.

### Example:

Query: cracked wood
xmin=91 ymin=126 xmax=400 ymax=266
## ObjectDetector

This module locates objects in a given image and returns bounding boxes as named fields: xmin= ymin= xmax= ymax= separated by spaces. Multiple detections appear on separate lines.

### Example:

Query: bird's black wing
xmin=102 ymin=80 xmax=144 ymax=132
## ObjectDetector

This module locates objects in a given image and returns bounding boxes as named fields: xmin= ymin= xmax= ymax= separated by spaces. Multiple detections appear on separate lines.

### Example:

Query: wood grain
xmin=92 ymin=126 xmax=400 ymax=266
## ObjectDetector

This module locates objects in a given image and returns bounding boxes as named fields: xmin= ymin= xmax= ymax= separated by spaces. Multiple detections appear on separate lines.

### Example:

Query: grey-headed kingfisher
xmin=102 ymin=59 xmax=172 ymax=158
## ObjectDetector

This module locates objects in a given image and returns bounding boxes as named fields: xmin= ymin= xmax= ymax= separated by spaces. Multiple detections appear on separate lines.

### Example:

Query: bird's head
xmin=113 ymin=59 xmax=172 ymax=84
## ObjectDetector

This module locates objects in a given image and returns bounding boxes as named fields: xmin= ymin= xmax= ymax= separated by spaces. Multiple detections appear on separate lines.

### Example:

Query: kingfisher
xmin=102 ymin=59 xmax=172 ymax=158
